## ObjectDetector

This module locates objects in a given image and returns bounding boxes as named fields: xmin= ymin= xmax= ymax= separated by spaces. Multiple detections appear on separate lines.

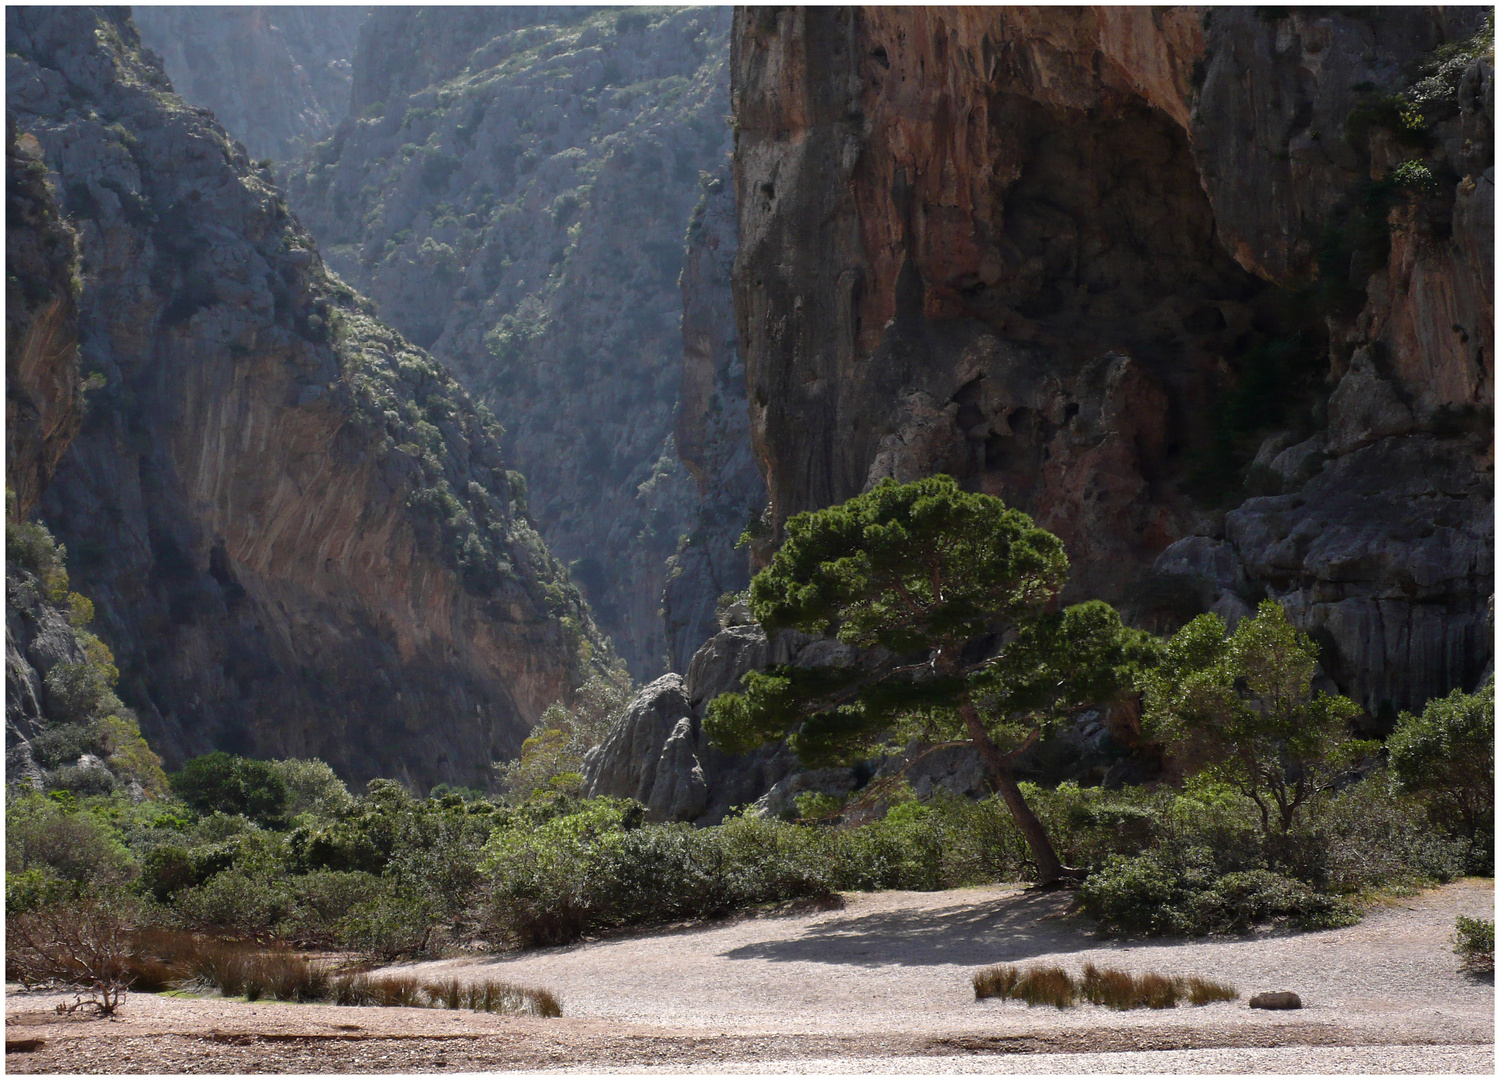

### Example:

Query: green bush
xmin=174 ymin=871 xmax=293 ymax=935
xmin=340 ymin=881 xmax=440 ymax=959
xmin=169 ymin=752 xmax=290 ymax=826
xmin=5 ymin=794 xmax=136 ymax=886
xmin=1389 ymin=680 xmax=1494 ymax=874
xmin=268 ymin=758 xmax=354 ymax=820
xmin=1453 ymin=915 xmax=1494 ymax=974
xmin=1077 ymin=852 xmax=1359 ymax=936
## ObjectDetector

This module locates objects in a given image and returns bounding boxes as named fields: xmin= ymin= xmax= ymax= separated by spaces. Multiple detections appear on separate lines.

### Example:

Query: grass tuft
xmin=1015 ymin=965 xmax=1076 ymax=1008
xmin=1186 ymin=975 xmax=1239 ymax=1005
xmin=982 ymin=961 xmax=1237 ymax=1010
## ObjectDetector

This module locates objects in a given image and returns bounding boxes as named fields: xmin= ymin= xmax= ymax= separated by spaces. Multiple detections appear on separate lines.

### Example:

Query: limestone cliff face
xmin=8 ymin=7 xmax=604 ymax=790
xmin=732 ymin=6 xmax=1492 ymax=718
xmin=131 ymin=5 xmax=366 ymax=167
xmin=284 ymin=7 xmax=735 ymax=677
xmin=6 ymin=114 xmax=81 ymax=519
xmin=662 ymin=165 xmax=765 ymax=672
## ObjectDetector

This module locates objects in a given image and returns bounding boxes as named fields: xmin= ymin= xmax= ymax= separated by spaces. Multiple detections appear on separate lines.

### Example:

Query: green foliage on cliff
xmin=6 ymin=502 xmax=166 ymax=795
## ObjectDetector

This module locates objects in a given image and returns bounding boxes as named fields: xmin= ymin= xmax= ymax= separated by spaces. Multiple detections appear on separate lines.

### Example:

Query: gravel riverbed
xmin=6 ymin=879 xmax=1492 ymax=1073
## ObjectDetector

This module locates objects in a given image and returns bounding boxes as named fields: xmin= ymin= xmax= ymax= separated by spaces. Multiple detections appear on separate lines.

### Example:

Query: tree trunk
xmin=958 ymin=699 xmax=1080 ymax=885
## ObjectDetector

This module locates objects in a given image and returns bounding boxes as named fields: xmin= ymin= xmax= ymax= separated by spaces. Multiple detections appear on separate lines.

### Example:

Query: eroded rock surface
xmin=8 ymin=7 xmax=604 ymax=789
xmin=284 ymin=7 xmax=736 ymax=677
xmin=731 ymin=6 xmax=1493 ymax=716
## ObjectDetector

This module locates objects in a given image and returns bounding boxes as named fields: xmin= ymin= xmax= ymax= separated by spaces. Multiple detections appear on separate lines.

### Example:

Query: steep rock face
xmin=8 ymin=7 xmax=603 ymax=790
xmin=662 ymin=165 xmax=765 ymax=672
xmin=6 ymin=114 xmax=81 ymax=518
xmin=285 ymin=7 xmax=735 ymax=677
xmin=130 ymin=6 xmax=366 ymax=166
xmin=731 ymin=6 xmax=1492 ymax=716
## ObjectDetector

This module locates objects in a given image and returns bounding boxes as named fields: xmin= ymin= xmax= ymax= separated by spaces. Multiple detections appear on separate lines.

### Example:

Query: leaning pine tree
xmin=705 ymin=476 xmax=1153 ymax=885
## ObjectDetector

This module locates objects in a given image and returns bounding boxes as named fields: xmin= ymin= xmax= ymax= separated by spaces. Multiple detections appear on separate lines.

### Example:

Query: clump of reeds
xmin=977 ymin=961 xmax=1238 ymax=1010
xmin=973 ymin=963 xmax=1019 ymax=1000
xmin=332 ymin=974 xmax=560 ymax=1017
xmin=188 ymin=941 xmax=331 ymax=1003
xmin=1185 ymin=975 xmax=1238 ymax=1005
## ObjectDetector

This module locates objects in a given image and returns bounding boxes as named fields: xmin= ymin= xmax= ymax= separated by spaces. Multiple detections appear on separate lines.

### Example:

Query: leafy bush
xmin=340 ymin=881 xmax=441 ymax=960
xmin=268 ymin=758 xmax=354 ymax=820
xmin=1077 ymin=853 xmax=1359 ymax=936
xmin=1453 ymin=915 xmax=1494 ymax=974
xmin=174 ymin=871 xmax=293 ymax=935
xmin=1389 ymin=680 xmax=1494 ymax=874
xmin=5 ymin=793 xmax=136 ymax=886
xmin=169 ymin=752 xmax=291 ymax=826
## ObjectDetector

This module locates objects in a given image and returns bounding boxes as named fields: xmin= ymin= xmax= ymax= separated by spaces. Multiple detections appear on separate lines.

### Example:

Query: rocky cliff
xmin=130 ymin=5 xmax=366 ymax=167
xmin=662 ymin=164 xmax=764 ymax=672
xmin=283 ymin=6 xmax=740 ymax=677
xmin=731 ymin=6 xmax=1492 ymax=721
xmin=7 ymin=114 xmax=81 ymax=519
xmin=7 ymin=7 xmax=605 ymax=790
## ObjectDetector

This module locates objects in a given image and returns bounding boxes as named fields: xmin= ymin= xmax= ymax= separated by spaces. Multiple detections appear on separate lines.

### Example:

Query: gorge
xmin=8 ymin=5 xmax=1493 ymax=807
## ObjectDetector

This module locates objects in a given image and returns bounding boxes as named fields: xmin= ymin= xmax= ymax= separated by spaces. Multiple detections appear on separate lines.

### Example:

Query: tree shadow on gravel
xmin=719 ymin=889 xmax=1126 ymax=968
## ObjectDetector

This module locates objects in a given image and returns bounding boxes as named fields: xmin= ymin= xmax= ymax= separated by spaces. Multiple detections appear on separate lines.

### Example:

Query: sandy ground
xmin=5 ymin=878 xmax=1493 ymax=1074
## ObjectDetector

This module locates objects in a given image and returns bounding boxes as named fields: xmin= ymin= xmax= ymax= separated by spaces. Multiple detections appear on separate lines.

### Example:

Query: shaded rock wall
xmin=6 ymin=114 xmax=81 ymax=518
xmin=131 ymin=5 xmax=366 ymax=166
xmin=284 ymin=7 xmax=737 ymax=678
xmin=8 ymin=7 xmax=604 ymax=790
xmin=731 ymin=6 xmax=1492 ymax=718
xmin=663 ymin=164 xmax=765 ymax=672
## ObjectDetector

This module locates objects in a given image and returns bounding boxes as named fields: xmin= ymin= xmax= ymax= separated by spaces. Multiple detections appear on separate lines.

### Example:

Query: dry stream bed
xmin=6 ymin=879 xmax=1492 ymax=1073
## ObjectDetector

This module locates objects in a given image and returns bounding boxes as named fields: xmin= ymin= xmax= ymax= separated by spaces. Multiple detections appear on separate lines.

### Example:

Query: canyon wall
xmin=283 ymin=7 xmax=743 ymax=677
xmin=131 ymin=5 xmax=366 ymax=167
xmin=731 ymin=6 xmax=1492 ymax=720
xmin=7 ymin=7 xmax=605 ymax=790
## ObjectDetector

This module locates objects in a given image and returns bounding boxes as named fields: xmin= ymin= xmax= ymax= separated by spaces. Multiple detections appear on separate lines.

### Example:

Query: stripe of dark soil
xmin=8 ymin=1025 xmax=1495 ymax=1074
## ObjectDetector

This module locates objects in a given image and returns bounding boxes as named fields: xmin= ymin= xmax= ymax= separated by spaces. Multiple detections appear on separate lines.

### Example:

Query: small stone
xmin=1249 ymin=991 xmax=1302 ymax=1010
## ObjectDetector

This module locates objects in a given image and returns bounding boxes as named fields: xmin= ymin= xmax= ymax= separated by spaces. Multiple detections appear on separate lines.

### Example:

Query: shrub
xmin=5 ymin=897 xmax=138 ymax=1015
xmin=280 ymin=870 xmax=382 ymax=945
xmin=1388 ymin=681 xmax=1494 ymax=874
xmin=5 ymin=793 xmax=136 ymax=885
xmin=1015 ymin=965 xmax=1077 ymax=1008
xmin=268 ymin=759 xmax=354 ymax=820
xmin=169 ymin=752 xmax=291 ymax=825
xmin=187 ymin=940 xmax=331 ymax=1002
xmin=1186 ymin=976 xmax=1239 ymax=1005
xmin=1454 ymin=916 xmax=1494 ymax=975
xmin=973 ymin=964 xmax=1021 ymax=1000
xmin=174 ymin=871 xmax=293 ymax=935
xmin=1076 ymin=852 xmax=1360 ymax=937
xmin=340 ymin=882 xmax=440 ymax=960
xmin=981 ymin=963 xmax=1237 ymax=1010
xmin=332 ymin=975 xmax=561 ymax=1016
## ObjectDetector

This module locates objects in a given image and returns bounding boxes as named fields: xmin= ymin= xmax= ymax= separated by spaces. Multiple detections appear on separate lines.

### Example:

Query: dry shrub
xmin=1136 ymin=972 xmax=1182 ymax=1009
xmin=5 ymin=898 xmax=135 ymax=1015
xmin=185 ymin=939 xmax=331 ymax=1002
xmin=1079 ymin=962 xmax=1235 ymax=1009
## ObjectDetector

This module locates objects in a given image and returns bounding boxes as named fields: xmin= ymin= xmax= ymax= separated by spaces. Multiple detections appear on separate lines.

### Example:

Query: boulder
xmin=1249 ymin=991 xmax=1302 ymax=1010
xmin=582 ymin=674 xmax=695 ymax=811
